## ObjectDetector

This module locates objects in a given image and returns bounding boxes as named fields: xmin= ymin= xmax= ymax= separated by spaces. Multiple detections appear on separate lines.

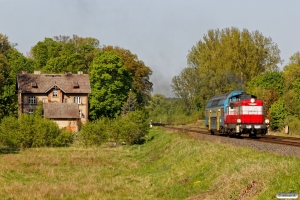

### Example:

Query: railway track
xmin=160 ymin=125 xmax=300 ymax=148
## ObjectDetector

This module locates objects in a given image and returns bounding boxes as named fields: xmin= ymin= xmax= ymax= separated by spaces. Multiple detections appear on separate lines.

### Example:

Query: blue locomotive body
xmin=205 ymin=90 xmax=243 ymax=131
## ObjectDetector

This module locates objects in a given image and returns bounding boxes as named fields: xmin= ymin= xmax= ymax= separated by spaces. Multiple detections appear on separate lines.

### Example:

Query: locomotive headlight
xmin=237 ymin=119 xmax=241 ymax=123
xmin=265 ymin=119 xmax=270 ymax=124
xmin=250 ymin=98 xmax=255 ymax=103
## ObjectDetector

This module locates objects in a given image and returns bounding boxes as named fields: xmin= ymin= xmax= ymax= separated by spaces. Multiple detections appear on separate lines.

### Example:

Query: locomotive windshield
xmin=240 ymin=94 xmax=252 ymax=100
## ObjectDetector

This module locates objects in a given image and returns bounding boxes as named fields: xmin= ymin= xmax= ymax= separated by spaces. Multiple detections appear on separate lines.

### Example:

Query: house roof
xmin=43 ymin=103 xmax=79 ymax=119
xmin=17 ymin=73 xmax=91 ymax=94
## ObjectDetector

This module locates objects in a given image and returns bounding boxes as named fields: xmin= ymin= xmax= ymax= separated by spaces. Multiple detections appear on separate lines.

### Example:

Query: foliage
xmin=147 ymin=94 xmax=200 ymax=124
xmin=0 ymin=116 xmax=21 ymax=147
xmin=120 ymin=110 xmax=149 ymax=144
xmin=30 ymin=35 xmax=100 ymax=74
xmin=53 ymin=129 xmax=75 ymax=147
xmin=0 ymin=34 xmax=34 ymax=120
xmin=89 ymin=51 xmax=133 ymax=119
xmin=246 ymin=71 xmax=283 ymax=111
xmin=182 ymin=27 xmax=281 ymax=114
xmin=171 ymin=67 xmax=201 ymax=111
xmin=282 ymin=52 xmax=300 ymax=117
xmin=283 ymin=115 xmax=300 ymax=136
xmin=269 ymin=99 xmax=288 ymax=130
xmin=78 ymin=118 xmax=110 ymax=147
xmin=102 ymin=46 xmax=153 ymax=106
xmin=0 ymin=103 xmax=74 ymax=148
xmin=79 ymin=110 xmax=149 ymax=146
xmin=121 ymin=90 xmax=137 ymax=116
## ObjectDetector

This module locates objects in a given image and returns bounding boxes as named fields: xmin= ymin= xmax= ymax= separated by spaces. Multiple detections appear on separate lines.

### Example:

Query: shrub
xmin=284 ymin=116 xmax=300 ymax=136
xmin=78 ymin=118 xmax=109 ymax=146
xmin=269 ymin=99 xmax=288 ymax=130
xmin=78 ymin=110 xmax=150 ymax=146
xmin=120 ymin=110 xmax=149 ymax=144
xmin=54 ymin=129 xmax=75 ymax=147
xmin=0 ymin=102 xmax=74 ymax=148
xmin=0 ymin=116 xmax=21 ymax=148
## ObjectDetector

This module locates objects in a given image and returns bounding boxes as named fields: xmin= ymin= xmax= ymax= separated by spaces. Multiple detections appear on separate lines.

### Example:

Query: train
xmin=205 ymin=90 xmax=269 ymax=137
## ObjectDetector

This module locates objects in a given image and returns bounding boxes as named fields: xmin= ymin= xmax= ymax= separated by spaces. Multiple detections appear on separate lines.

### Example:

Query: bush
xmin=0 ymin=103 xmax=74 ymax=148
xmin=284 ymin=116 xmax=300 ymax=136
xmin=120 ymin=110 xmax=149 ymax=144
xmin=269 ymin=99 xmax=289 ymax=130
xmin=0 ymin=116 xmax=21 ymax=148
xmin=78 ymin=118 xmax=109 ymax=146
xmin=54 ymin=129 xmax=75 ymax=147
xmin=78 ymin=110 xmax=149 ymax=146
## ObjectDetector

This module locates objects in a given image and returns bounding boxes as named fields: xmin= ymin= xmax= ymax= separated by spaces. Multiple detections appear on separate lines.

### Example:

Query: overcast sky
xmin=1 ymin=0 xmax=300 ymax=97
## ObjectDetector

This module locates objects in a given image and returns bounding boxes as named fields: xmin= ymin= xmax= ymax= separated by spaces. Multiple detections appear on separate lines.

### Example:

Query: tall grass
xmin=0 ymin=128 xmax=299 ymax=199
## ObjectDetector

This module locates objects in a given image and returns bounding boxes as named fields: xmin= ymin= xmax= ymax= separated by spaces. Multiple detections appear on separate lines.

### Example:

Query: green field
xmin=1 ymin=128 xmax=300 ymax=199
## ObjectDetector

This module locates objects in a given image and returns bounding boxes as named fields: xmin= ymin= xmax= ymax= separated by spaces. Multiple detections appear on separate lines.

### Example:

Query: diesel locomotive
xmin=205 ymin=90 xmax=269 ymax=137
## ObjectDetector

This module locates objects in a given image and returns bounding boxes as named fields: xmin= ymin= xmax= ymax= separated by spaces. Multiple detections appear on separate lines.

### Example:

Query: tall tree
xmin=171 ymin=67 xmax=201 ymax=111
xmin=102 ymin=46 xmax=153 ymax=106
xmin=121 ymin=90 xmax=137 ymax=116
xmin=89 ymin=51 xmax=133 ymax=119
xmin=183 ymin=27 xmax=281 ymax=114
xmin=0 ymin=33 xmax=34 ymax=120
xmin=30 ymin=35 xmax=100 ymax=73
xmin=282 ymin=52 xmax=300 ymax=117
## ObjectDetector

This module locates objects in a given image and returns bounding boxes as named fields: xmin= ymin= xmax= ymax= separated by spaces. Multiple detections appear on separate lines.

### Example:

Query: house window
xmin=74 ymin=97 xmax=81 ymax=104
xmin=28 ymin=109 xmax=34 ymax=114
xmin=28 ymin=96 xmax=36 ymax=104
xmin=53 ymin=89 xmax=58 ymax=97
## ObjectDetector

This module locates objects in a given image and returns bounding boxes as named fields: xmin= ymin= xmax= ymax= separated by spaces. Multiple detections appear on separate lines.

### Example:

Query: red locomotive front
xmin=225 ymin=97 xmax=269 ymax=137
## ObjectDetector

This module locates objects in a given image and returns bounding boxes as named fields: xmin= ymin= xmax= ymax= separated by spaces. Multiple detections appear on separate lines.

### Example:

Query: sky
xmin=1 ymin=0 xmax=300 ymax=97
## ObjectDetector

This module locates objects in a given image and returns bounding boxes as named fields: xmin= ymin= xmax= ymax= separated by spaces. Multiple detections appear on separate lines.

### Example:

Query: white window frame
xmin=28 ymin=96 xmax=36 ymax=104
xmin=28 ymin=109 xmax=34 ymax=114
xmin=53 ymin=89 xmax=58 ymax=98
xmin=74 ymin=96 xmax=81 ymax=104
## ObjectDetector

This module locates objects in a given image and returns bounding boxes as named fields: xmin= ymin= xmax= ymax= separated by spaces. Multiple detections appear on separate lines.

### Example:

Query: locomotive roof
xmin=205 ymin=90 xmax=243 ymax=108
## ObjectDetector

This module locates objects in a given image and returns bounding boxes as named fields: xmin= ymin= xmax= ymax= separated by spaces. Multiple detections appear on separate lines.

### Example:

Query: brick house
xmin=16 ymin=71 xmax=91 ymax=132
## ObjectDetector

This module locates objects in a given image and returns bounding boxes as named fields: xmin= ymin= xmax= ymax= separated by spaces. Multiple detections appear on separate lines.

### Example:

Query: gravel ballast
xmin=167 ymin=128 xmax=300 ymax=157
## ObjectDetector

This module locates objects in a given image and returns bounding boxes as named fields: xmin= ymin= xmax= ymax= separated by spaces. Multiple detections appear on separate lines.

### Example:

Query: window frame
xmin=74 ymin=96 xmax=81 ymax=104
xmin=28 ymin=96 xmax=36 ymax=104
xmin=53 ymin=89 xmax=58 ymax=98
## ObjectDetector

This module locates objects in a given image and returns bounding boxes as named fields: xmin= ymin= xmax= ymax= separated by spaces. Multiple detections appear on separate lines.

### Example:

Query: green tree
xmin=269 ymin=99 xmax=288 ymax=130
xmin=121 ymin=90 xmax=137 ymax=116
xmin=0 ymin=34 xmax=34 ymax=120
xmin=246 ymin=71 xmax=283 ymax=112
xmin=282 ymin=52 xmax=300 ymax=117
xmin=185 ymin=27 xmax=281 ymax=114
xmin=30 ymin=35 xmax=100 ymax=73
xmin=171 ymin=67 xmax=201 ymax=111
xmin=102 ymin=46 xmax=153 ymax=106
xmin=89 ymin=51 xmax=133 ymax=119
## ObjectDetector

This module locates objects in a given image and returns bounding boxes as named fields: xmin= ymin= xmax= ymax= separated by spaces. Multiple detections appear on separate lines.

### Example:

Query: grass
xmin=0 ymin=128 xmax=300 ymax=199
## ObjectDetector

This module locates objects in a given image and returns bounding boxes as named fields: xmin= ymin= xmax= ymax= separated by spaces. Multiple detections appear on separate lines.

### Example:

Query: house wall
xmin=19 ymin=90 xmax=89 ymax=128
xmin=54 ymin=119 xmax=80 ymax=132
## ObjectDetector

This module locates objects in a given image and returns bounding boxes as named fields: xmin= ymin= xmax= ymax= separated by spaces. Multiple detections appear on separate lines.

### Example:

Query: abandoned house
xmin=16 ymin=71 xmax=91 ymax=132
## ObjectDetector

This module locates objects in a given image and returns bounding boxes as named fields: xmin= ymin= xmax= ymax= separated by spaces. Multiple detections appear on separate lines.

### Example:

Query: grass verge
xmin=0 ymin=127 xmax=300 ymax=199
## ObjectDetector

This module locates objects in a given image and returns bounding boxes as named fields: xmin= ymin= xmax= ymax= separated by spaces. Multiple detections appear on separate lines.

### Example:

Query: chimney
xmin=77 ymin=71 xmax=83 ymax=74
xmin=22 ymin=71 xmax=28 ymax=74
xmin=34 ymin=71 xmax=41 ymax=75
